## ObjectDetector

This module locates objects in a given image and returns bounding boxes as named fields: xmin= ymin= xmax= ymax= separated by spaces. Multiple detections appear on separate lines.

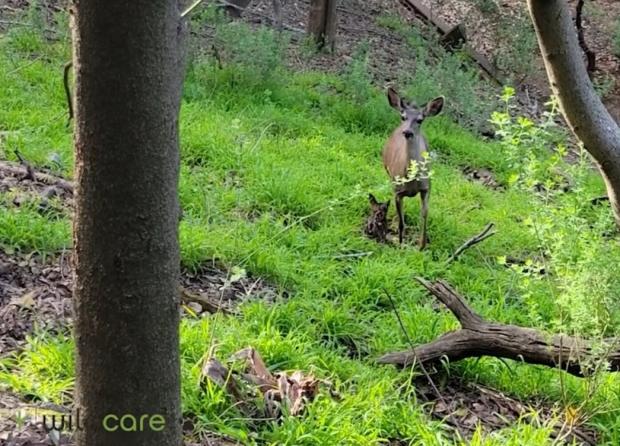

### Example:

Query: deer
xmin=382 ymin=87 xmax=444 ymax=249
xmin=365 ymin=193 xmax=390 ymax=243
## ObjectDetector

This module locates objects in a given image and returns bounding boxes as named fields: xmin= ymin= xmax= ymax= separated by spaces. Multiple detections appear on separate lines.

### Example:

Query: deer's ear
xmin=368 ymin=193 xmax=379 ymax=207
xmin=424 ymin=96 xmax=444 ymax=117
xmin=387 ymin=87 xmax=402 ymax=111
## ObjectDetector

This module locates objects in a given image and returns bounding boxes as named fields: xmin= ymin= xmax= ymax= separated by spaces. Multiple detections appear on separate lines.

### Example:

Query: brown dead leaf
xmin=201 ymin=357 xmax=244 ymax=401
xmin=201 ymin=347 xmax=333 ymax=420
xmin=231 ymin=347 xmax=274 ymax=382
xmin=10 ymin=289 xmax=37 ymax=309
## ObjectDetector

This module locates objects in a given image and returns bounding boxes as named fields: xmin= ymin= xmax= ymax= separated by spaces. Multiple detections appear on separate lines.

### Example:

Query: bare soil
xmin=417 ymin=375 xmax=598 ymax=445
xmin=0 ymin=391 xmax=239 ymax=445
xmin=0 ymin=249 xmax=72 ymax=355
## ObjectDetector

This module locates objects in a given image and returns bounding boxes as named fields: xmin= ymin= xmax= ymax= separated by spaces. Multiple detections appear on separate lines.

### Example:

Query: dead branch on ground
xmin=378 ymin=278 xmax=620 ymax=377
xmin=447 ymin=223 xmax=495 ymax=264
xmin=0 ymin=160 xmax=74 ymax=193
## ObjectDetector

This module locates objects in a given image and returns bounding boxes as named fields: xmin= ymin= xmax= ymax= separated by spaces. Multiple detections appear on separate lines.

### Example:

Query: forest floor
xmin=2 ymin=1 xmax=620 ymax=445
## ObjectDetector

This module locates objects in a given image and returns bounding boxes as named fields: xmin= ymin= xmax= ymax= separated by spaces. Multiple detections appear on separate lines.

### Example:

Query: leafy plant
xmin=212 ymin=19 xmax=287 ymax=87
xmin=490 ymin=87 xmax=568 ymax=195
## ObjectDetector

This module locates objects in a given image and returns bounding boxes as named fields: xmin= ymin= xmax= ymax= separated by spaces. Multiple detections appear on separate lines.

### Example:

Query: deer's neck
xmin=406 ymin=134 xmax=428 ymax=163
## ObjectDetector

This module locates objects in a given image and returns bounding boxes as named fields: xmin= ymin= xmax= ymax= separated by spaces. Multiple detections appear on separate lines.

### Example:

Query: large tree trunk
xmin=71 ymin=1 xmax=185 ymax=445
xmin=527 ymin=0 xmax=620 ymax=227
xmin=307 ymin=0 xmax=337 ymax=51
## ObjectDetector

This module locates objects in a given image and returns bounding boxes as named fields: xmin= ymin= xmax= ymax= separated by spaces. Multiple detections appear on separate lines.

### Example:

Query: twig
xmin=179 ymin=286 xmax=234 ymax=315
xmin=6 ymin=55 xmax=43 ymax=76
xmin=13 ymin=149 xmax=35 ymax=181
xmin=63 ymin=61 xmax=73 ymax=127
xmin=447 ymin=223 xmax=496 ymax=264
xmin=575 ymin=0 xmax=596 ymax=75
xmin=272 ymin=0 xmax=282 ymax=31
xmin=382 ymin=288 xmax=467 ymax=442
xmin=181 ymin=0 xmax=206 ymax=18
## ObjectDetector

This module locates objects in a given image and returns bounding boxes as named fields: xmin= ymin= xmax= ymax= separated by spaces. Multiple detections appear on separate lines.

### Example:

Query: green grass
xmin=1 ymin=16 xmax=620 ymax=445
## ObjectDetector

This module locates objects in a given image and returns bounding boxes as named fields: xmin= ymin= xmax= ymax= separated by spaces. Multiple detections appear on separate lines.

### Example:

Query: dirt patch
xmin=417 ymin=376 xmax=598 ymax=445
xmin=181 ymin=261 xmax=282 ymax=313
xmin=0 ymin=248 xmax=282 ymax=354
xmin=0 ymin=391 xmax=73 ymax=446
xmin=197 ymin=0 xmax=420 ymax=84
xmin=0 ymin=392 xmax=240 ymax=446
xmin=0 ymin=249 xmax=72 ymax=355
xmin=462 ymin=166 xmax=503 ymax=190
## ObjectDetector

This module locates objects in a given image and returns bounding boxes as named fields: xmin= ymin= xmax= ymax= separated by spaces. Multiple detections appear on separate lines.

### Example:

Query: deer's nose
xmin=403 ymin=130 xmax=414 ymax=139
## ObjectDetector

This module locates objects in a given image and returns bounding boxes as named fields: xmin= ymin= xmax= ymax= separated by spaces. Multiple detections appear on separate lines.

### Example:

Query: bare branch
xmin=63 ymin=61 xmax=73 ymax=127
xmin=446 ymin=222 xmax=496 ymax=264
xmin=379 ymin=279 xmax=620 ymax=378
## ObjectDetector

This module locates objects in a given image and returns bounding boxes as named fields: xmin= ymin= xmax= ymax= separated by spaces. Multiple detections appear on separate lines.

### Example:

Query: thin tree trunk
xmin=71 ymin=1 xmax=185 ymax=445
xmin=272 ymin=0 xmax=283 ymax=32
xmin=527 ymin=0 xmax=620 ymax=228
xmin=307 ymin=0 xmax=337 ymax=51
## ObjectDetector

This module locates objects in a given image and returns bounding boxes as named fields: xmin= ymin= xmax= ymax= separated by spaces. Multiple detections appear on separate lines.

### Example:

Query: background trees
xmin=307 ymin=0 xmax=338 ymax=51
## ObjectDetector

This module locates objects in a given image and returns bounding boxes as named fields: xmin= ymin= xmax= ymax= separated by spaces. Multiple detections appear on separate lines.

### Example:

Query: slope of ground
xmin=1 ymin=4 xmax=620 ymax=446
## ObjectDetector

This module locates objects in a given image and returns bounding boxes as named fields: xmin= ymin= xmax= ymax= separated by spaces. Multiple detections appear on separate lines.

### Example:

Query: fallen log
xmin=378 ymin=278 xmax=620 ymax=377
xmin=0 ymin=160 xmax=74 ymax=193
xmin=398 ymin=0 xmax=503 ymax=85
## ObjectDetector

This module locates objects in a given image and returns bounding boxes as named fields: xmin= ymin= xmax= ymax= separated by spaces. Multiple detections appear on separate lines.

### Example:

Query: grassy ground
xmin=2 ymin=9 xmax=620 ymax=445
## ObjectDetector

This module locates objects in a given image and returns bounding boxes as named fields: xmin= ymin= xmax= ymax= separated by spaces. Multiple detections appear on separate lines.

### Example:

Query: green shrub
xmin=490 ymin=87 xmax=568 ymax=194
xmin=494 ymin=14 xmax=537 ymax=80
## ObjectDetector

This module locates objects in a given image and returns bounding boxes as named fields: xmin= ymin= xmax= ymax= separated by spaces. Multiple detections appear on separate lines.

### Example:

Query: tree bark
xmin=224 ymin=0 xmax=252 ymax=18
xmin=527 ymin=0 xmax=620 ymax=227
xmin=71 ymin=1 xmax=185 ymax=445
xmin=307 ymin=0 xmax=337 ymax=51
xmin=575 ymin=0 xmax=596 ymax=75
xmin=378 ymin=279 xmax=620 ymax=378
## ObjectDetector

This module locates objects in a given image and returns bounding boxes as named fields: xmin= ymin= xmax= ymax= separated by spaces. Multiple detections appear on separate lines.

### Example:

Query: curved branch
xmin=378 ymin=280 xmax=620 ymax=377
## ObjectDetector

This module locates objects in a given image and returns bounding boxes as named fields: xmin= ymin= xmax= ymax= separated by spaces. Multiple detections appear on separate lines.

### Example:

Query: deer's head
xmin=387 ymin=87 xmax=444 ymax=140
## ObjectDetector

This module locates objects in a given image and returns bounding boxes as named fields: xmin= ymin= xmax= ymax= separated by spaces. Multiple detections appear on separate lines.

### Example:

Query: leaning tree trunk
xmin=527 ymin=0 xmax=620 ymax=228
xmin=307 ymin=0 xmax=337 ymax=51
xmin=71 ymin=1 xmax=185 ymax=445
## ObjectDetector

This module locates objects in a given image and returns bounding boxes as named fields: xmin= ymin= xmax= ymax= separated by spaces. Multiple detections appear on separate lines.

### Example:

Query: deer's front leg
xmin=395 ymin=194 xmax=405 ymax=244
xmin=419 ymin=189 xmax=430 ymax=250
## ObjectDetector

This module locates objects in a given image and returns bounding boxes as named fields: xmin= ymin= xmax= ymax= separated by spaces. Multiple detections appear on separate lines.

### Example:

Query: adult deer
xmin=382 ymin=87 xmax=444 ymax=248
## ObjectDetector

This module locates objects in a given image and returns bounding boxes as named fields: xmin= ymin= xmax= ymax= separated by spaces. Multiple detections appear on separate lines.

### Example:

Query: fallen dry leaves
xmin=201 ymin=347 xmax=335 ymax=419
